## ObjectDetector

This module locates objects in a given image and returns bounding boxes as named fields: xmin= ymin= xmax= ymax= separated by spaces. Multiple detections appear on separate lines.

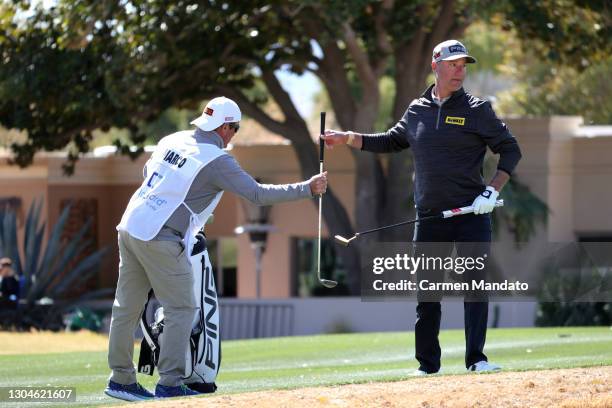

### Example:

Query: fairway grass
xmin=0 ymin=326 xmax=610 ymax=407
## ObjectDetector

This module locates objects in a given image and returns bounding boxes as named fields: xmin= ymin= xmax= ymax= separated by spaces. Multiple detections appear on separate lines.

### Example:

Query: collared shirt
xmin=154 ymin=128 xmax=312 ymax=241
xmin=431 ymin=86 xmax=449 ymax=106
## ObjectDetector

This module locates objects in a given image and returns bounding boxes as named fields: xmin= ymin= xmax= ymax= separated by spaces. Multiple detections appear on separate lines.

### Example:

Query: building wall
xmin=572 ymin=136 xmax=612 ymax=235
xmin=2 ymin=116 xmax=612 ymax=305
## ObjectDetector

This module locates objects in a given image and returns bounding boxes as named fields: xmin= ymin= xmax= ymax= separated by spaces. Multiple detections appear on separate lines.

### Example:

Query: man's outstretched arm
xmin=206 ymin=155 xmax=327 ymax=205
xmin=322 ymin=109 xmax=411 ymax=153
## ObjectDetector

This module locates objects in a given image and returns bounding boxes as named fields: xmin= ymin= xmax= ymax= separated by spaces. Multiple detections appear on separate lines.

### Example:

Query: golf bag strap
xmin=137 ymin=290 xmax=159 ymax=376
xmin=139 ymin=290 xmax=158 ymax=352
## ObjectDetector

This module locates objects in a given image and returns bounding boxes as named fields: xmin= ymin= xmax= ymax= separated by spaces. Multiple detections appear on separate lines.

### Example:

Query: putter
xmin=335 ymin=200 xmax=504 ymax=247
xmin=317 ymin=112 xmax=337 ymax=288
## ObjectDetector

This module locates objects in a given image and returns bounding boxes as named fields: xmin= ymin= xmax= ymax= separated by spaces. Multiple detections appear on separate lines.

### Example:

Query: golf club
xmin=317 ymin=112 xmax=337 ymax=288
xmin=335 ymin=200 xmax=504 ymax=247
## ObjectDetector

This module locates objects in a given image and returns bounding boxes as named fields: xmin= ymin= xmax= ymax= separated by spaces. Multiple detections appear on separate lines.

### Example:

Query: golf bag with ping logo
xmin=137 ymin=233 xmax=221 ymax=393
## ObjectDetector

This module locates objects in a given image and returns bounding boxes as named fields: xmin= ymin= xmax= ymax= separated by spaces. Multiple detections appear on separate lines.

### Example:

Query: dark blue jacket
xmin=362 ymin=84 xmax=522 ymax=211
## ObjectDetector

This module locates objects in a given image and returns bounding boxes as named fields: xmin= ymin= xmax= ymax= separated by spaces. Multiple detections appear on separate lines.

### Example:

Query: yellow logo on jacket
xmin=445 ymin=116 xmax=465 ymax=126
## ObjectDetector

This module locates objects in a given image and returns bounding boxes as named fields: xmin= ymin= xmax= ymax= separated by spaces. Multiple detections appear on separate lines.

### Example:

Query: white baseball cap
xmin=432 ymin=40 xmax=476 ymax=64
xmin=190 ymin=96 xmax=242 ymax=131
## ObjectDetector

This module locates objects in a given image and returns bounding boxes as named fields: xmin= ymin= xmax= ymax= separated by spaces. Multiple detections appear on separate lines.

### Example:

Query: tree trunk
xmin=241 ymin=1 xmax=471 ymax=295
xmin=378 ymin=52 xmax=430 ymax=241
xmin=346 ymin=151 xmax=385 ymax=293
xmin=381 ymin=151 xmax=416 ymax=241
xmin=219 ymin=84 xmax=362 ymax=293
xmin=286 ymin=127 xmax=363 ymax=294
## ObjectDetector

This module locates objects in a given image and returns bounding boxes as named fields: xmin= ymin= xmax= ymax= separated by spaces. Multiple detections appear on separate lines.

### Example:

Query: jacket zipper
xmin=436 ymin=104 xmax=442 ymax=129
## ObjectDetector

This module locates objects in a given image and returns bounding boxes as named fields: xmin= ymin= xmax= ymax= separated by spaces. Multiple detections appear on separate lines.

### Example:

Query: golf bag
xmin=137 ymin=233 xmax=221 ymax=393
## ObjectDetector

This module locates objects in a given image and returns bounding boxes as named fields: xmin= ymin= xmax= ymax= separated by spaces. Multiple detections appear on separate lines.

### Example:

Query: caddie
xmin=105 ymin=96 xmax=327 ymax=401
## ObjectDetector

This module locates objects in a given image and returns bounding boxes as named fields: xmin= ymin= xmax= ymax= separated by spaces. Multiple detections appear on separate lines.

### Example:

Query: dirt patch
xmin=121 ymin=366 xmax=612 ymax=408
xmin=0 ymin=331 xmax=109 ymax=355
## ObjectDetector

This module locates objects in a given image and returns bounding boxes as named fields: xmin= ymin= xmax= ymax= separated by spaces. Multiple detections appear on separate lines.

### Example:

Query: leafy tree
xmin=1 ymin=1 xmax=605 ymax=293
xmin=497 ymin=54 xmax=612 ymax=124
xmin=491 ymin=0 xmax=610 ymax=68
xmin=461 ymin=5 xmax=612 ymax=124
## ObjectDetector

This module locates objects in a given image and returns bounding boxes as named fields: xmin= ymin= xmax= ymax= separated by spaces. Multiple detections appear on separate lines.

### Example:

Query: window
xmin=291 ymin=237 xmax=349 ymax=297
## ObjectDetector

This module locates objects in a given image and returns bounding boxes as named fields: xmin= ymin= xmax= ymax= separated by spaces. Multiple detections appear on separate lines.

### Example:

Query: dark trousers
xmin=413 ymin=211 xmax=491 ymax=373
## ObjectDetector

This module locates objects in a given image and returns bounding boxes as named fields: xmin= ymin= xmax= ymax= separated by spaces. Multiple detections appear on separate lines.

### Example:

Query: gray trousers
xmin=108 ymin=230 xmax=196 ymax=387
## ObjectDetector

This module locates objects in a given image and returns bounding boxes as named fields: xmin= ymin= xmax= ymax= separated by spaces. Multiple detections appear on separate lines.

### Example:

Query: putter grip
xmin=319 ymin=112 xmax=325 ymax=162
xmin=442 ymin=199 xmax=504 ymax=218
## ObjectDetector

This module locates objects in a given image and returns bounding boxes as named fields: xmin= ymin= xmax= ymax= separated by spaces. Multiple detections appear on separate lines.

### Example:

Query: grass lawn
xmin=0 ymin=326 xmax=610 ymax=407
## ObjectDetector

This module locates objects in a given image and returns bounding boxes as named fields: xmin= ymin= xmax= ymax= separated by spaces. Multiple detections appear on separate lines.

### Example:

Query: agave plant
xmin=494 ymin=175 xmax=549 ymax=244
xmin=0 ymin=198 xmax=110 ymax=330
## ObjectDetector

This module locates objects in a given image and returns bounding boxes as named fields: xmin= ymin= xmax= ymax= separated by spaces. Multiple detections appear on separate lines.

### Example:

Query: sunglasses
xmin=1 ymin=263 xmax=11 ymax=267
xmin=228 ymin=122 xmax=240 ymax=133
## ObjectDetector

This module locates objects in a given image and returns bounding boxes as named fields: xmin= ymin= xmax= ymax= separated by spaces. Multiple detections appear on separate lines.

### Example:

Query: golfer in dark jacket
xmin=323 ymin=40 xmax=522 ymax=374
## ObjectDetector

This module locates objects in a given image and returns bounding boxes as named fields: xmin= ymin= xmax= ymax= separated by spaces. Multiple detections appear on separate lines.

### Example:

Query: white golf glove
xmin=472 ymin=186 xmax=499 ymax=215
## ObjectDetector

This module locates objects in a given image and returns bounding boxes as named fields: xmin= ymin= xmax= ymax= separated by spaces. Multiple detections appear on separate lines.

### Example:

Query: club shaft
xmin=317 ymin=162 xmax=323 ymax=282
xmin=353 ymin=200 xmax=505 ymax=237
xmin=319 ymin=112 xmax=325 ymax=161
xmin=317 ymin=112 xmax=325 ymax=283
xmin=356 ymin=214 xmax=440 ymax=237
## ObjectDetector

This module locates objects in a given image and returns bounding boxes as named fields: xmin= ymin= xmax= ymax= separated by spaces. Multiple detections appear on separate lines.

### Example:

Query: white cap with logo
xmin=432 ymin=40 xmax=476 ymax=64
xmin=191 ymin=96 xmax=242 ymax=131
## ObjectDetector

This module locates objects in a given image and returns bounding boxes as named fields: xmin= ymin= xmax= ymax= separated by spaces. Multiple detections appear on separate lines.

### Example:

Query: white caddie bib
xmin=117 ymin=131 xmax=226 ymax=244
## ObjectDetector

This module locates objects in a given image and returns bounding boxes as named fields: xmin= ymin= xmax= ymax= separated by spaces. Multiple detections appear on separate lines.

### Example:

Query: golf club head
xmin=319 ymin=279 xmax=337 ymax=288
xmin=334 ymin=234 xmax=356 ymax=247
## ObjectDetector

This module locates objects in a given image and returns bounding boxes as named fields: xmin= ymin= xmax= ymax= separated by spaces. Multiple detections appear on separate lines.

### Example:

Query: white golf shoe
xmin=468 ymin=360 xmax=501 ymax=372
xmin=413 ymin=368 xmax=440 ymax=376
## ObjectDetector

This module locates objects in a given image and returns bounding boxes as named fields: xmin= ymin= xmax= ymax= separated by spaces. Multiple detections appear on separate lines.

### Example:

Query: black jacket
xmin=362 ymin=84 xmax=522 ymax=211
